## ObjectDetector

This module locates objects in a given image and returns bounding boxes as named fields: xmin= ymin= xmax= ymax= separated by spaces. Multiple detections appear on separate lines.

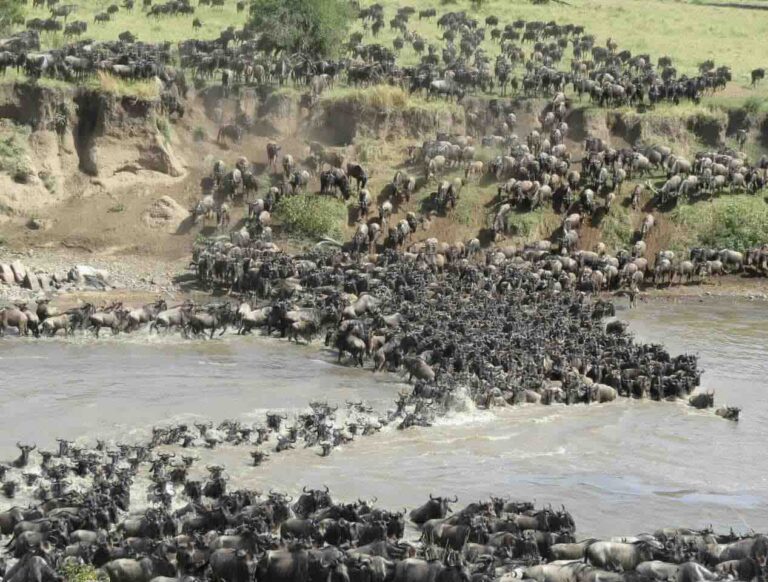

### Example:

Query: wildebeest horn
xmin=324 ymin=485 xmax=329 ymax=493
xmin=449 ymin=495 xmax=458 ymax=503
xmin=429 ymin=493 xmax=435 ymax=500
xmin=303 ymin=485 xmax=309 ymax=493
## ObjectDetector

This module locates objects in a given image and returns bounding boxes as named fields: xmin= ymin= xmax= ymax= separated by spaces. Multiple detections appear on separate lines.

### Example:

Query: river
xmin=0 ymin=298 xmax=766 ymax=537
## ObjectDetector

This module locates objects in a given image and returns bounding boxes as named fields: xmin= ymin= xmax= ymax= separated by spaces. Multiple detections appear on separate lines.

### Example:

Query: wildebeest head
xmin=752 ymin=535 xmax=768 ymax=567
xmin=409 ymin=494 xmax=458 ymax=525
xmin=294 ymin=486 xmax=332 ymax=518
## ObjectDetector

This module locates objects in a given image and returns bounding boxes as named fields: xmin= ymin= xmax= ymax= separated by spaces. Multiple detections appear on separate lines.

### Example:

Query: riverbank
xmin=3 ymin=247 xmax=768 ymax=310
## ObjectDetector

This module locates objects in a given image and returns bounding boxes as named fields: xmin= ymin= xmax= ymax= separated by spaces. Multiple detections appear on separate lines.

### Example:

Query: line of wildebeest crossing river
xmin=0 ymin=247 xmax=766 ymax=582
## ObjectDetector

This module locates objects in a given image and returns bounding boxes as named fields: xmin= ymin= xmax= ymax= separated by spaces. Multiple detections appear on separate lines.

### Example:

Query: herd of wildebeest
xmin=0 ymin=400 xmax=761 ymax=582
xmin=2 ymin=3 xmax=768 ymax=582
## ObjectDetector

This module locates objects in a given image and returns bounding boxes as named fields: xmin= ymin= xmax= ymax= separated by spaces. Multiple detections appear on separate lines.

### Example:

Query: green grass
xmin=62 ymin=563 xmax=107 ymax=582
xmin=274 ymin=194 xmax=347 ymax=240
xmin=22 ymin=0 xmax=243 ymax=45
xmin=600 ymin=203 xmax=634 ymax=251
xmin=669 ymin=195 xmax=768 ymax=251
xmin=352 ymin=0 xmax=768 ymax=81
xmin=8 ymin=0 xmax=768 ymax=111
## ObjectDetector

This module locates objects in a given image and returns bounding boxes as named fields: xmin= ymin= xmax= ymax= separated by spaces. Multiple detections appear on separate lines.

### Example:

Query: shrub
xmin=670 ymin=196 xmax=768 ymax=251
xmin=274 ymin=194 xmax=346 ymax=240
xmin=193 ymin=126 xmax=207 ymax=142
xmin=11 ymin=159 xmax=32 ymax=183
xmin=62 ymin=562 xmax=107 ymax=582
xmin=600 ymin=204 xmax=634 ymax=251
xmin=249 ymin=0 xmax=350 ymax=58
xmin=108 ymin=203 xmax=125 ymax=213
xmin=355 ymin=138 xmax=383 ymax=163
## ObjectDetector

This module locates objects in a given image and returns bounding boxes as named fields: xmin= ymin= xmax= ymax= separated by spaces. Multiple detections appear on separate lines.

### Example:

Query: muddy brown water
xmin=0 ymin=299 xmax=767 ymax=537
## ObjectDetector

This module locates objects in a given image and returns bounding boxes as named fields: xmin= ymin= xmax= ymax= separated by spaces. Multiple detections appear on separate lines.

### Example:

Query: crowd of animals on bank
xmin=1 ymin=0 xmax=762 ymax=109
xmin=186 ymin=90 xmax=768 ymax=301
xmin=0 ymin=236 xmax=741 ymax=427
xmin=0 ymin=429 xmax=766 ymax=582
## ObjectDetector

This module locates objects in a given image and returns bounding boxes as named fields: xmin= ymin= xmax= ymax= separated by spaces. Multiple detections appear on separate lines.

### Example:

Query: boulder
xmin=23 ymin=272 xmax=40 ymax=291
xmin=68 ymin=265 xmax=110 ymax=285
xmin=138 ymin=135 xmax=185 ymax=177
xmin=52 ymin=271 xmax=68 ymax=285
xmin=27 ymin=218 xmax=52 ymax=231
xmin=0 ymin=264 xmax=15 ymax=285
xmin=142 ymin=196 xmax=188 ymax=232
xmin=38 ymin=274 xmax=51 ymax=292
xmin=11 ymin=261 xmax=27 ymax=284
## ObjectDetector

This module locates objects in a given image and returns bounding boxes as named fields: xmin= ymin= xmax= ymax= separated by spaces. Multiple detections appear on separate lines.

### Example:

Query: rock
xmin=139 ymin=135 xmax=185 ymax=177
xmin=11 ymin=261 xmax=27 ymax=284
xmin=38 ymin=274 xmax=51 ymax=292
xmin=142 ymin=196 xmax=188 ymax=232
xmin=52 ymin=271 xmax=69 ymax=285
xmin=26 ymin=218 xmax=52 ymax=231
xmin=23 ymin=273 xmax=40 ymax=291
xmin=68 ymin=265 xmax=110 ymax=285
xmin=0 ymin=264 xmax=15 ymax=285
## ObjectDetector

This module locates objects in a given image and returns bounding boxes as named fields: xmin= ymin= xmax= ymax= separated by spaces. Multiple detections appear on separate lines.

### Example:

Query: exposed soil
xmin=1 ymin=83 xmax=767 ymax=308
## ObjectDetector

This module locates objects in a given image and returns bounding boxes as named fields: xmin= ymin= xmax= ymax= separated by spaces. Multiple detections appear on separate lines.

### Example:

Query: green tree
xmin=249 ymin=0 xmax=350 ymax=58
xmin=0 ymin=0 xmax=25 ymax=34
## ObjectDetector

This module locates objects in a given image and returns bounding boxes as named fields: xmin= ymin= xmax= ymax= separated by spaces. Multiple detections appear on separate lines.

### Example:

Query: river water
xmin=0 ymin=299 xmax=766 ymax=537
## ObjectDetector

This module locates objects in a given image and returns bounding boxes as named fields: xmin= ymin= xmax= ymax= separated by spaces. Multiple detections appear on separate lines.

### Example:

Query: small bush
xmin=670 ymin=196 xmax=768 ymax=251
xmin=600 ymin=204 xmax=634 ymax=251
xmin=62 ymin=562 xmax=107 ymax=582
xmin=193 ymin=77 xmax=207 ymax=91
xmin=0 ymin=132 xmax=28 ymax=181
xmin=12 ymin=159 xmax=32 ymax=183
xmin=505 ymin=208 xmax=545 ymax=238
xmin=108 ymin=203 xmax=125 ymax=213
xmin=193 ymin=126 xmax=207 ymax=142
xmin=356 ymin=138 xmax=383 ymax=163
xmin=742 ymin=96 xmax=766 ymax=116
xmin=274 ymin=194 xmax=346 ymax=240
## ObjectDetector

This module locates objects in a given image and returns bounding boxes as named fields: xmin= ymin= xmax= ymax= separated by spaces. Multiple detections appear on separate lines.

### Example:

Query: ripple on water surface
xmin=1 ymin=300 xmax=767 ymax=535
